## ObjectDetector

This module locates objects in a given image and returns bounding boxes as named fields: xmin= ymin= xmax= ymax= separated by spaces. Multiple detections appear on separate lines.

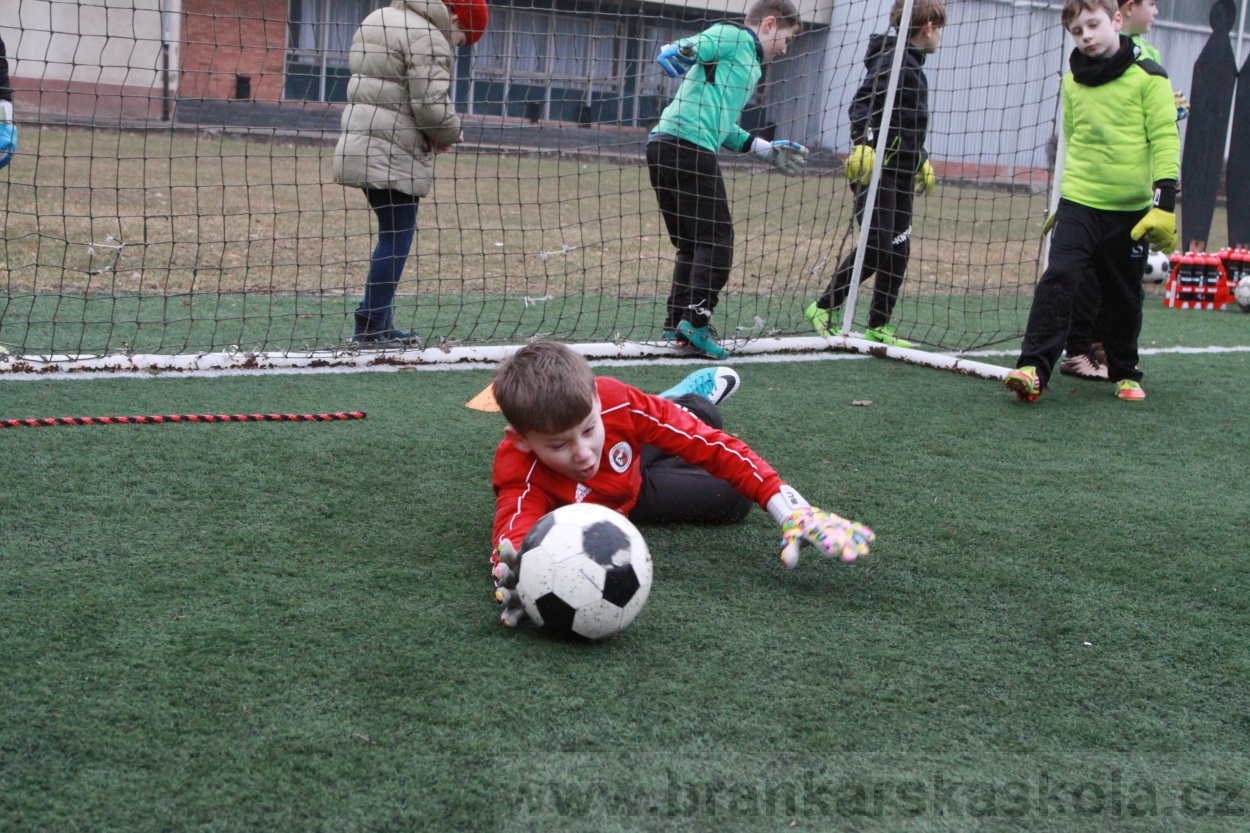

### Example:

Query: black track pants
xmin=647 ymin=136 xmax=735 ymax=330
xmin=629 ymin=394 xmax=754 ymax=525
xmin=817 ymin=173 xmax=914 ymax=330
xmin=1018 ymin=199 xmax=1148 ymax=386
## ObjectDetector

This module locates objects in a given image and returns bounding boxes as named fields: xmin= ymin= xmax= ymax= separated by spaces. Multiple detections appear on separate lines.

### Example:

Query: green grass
xmin=3 ymin=308 xmax=1250 ymax=830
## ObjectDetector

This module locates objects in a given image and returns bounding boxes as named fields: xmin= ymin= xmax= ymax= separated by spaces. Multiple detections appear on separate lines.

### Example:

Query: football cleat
xmin=1005 ymin=366 xmax=1042 ymax=402
xmin=676 ymin=320 xmax=730 ymax=360
xmin=1058 ymin=353 xmax=1108 ymax=381
xmin=349 ymin=328 xmax=422 ymax=347
xmin=864 ymin=325 xmax=913 ymax=348
xmin=1115 ymin=380 xmax=1146 ymax=401
xmin=805 ymin=301 xmax=834 ymax=336
xmin=658 ymin=367 xmax=740 ymax=406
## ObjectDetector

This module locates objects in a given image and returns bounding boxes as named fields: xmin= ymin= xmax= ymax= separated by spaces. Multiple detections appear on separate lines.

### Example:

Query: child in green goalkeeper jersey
xmin=1006 ymin=0 xmax=1179 ymax=403
xmin=1059 ymin=0 xmax=1188 ymax=381
xmin=647 ymin=0 xmax=808 ymax=360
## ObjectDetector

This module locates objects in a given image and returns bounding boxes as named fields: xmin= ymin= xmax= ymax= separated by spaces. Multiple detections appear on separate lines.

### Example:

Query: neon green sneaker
xmin=676 ymin=320 xmax=729 ymax=360
xmin=805 ymin=302 xmax=834 ymax=336
xmin=1115 ymin=380 xmax=1146 ymax=401
xmin=1005 ymin=366 xmax=1042 ymax=402
xmin=864 ymin=325 xmax=913 ymax=348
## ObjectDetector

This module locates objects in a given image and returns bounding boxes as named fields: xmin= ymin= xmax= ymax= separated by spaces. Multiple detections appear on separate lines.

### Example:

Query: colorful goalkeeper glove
xmin=749 ymin=138 xmax=809 ymax=176
xmin=766 ymin=486 xmax=874 ymax=570
xmin=1174 ymin=90 xmax=1189 ymax=122
xmin=0 ymin=101 xmax=16 ymax=170
xmin=844 ymin=145 xmax=874 ymax=186
xmin=1042 ymin=211 xmax=1057 ymax=236
xmin=1130 ymin=181 xmax=1178 ymax=254
xmin=656 ymin=40 xmax=697 ymax=78
xmin=490 ymin=538 xmax=527 ymax=627
xmin=778 ymin=507 xmax=874 ymax=570
xmin=915 ymin=160 xmax=936 ymax=195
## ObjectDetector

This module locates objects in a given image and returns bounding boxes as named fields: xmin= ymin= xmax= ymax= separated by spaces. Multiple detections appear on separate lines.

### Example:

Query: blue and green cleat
xmin=676 ymin=320 xmax=730 ymax=360
xmin=658 ymin=367 xmax=740 ymax=406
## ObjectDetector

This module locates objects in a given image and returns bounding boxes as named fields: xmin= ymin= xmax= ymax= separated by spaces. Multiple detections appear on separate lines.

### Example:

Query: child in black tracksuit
xmin=805 ymin=0 xmax=945 ymax=348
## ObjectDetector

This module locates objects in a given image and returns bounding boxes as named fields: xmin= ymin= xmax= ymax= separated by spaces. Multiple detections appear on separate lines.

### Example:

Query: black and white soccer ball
xmin=1236 ymin=276 xmax=1250 ymax=312
xmin=515 ymin=503 xmax=653 ymax=641
xmin=1143 ymin=250 xmax=1172 ymax=284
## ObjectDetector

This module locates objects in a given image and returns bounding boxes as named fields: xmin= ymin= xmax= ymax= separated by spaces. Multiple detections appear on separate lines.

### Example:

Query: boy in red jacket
xmin=488 ymin=341 xmax=874 ymax=626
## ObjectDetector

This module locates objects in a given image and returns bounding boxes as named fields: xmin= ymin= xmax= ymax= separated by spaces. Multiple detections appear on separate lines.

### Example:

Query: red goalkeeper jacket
xmin=491 ymin=377 xmax=785 ymax=548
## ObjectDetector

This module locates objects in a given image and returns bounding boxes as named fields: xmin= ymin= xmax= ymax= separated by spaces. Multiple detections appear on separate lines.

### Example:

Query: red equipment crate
xmin=1163 ymin=251 xmax=1230 ymax=309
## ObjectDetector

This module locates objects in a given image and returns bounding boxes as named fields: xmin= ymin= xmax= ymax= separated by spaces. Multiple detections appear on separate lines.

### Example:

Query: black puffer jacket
xmin=848 ymin=34 xmax=929 ymax=175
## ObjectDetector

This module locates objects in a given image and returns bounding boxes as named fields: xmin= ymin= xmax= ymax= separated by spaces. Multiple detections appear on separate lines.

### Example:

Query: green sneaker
xmin=676 ymin=320 xmax=730 ymax=360
xmin=1114 ymin=380 xmax=1146 ymax=401
xmin=864 ymin=325 xmax=913 ymax=348
xmin=805 ymin=301 xmax=834 ymax=336
xmin=1005 ymin=366 xmax=1042 ymax=402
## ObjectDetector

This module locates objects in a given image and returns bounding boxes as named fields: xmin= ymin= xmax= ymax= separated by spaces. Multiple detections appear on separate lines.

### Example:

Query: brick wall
xmin=180 ymin=0 xmax=288 ymax=101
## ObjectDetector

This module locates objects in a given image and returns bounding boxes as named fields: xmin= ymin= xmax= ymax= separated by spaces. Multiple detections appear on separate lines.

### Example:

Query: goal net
xmin=0 ymin=0 xmax=1062 ymax=371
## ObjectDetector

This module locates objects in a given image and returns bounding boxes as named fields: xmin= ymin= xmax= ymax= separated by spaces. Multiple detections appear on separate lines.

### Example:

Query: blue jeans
xmin=355 ymin=188 xmax=419 ymax=334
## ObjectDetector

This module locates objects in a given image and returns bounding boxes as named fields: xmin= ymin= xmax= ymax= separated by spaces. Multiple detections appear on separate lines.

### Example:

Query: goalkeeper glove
xmin=0 ymin=101 xmax=16 ymax=170
xmin=656 ymin=40 xmax=697 ymax=78
xmin=767 ymin=486 xmax=874 ymax=570
xmin=779 ymin=507 xmax=874 ymax=570
xmin=915 ymin=160 xmax=936 ymax=196
xmin=749 ymin=138 xmax=809 ymax=176
xmin=1130 ymin=181 xmax=1178 ymax=254
xmin=490 ymin=538 xmax=527 ymax=627
xmin=844 ymin=145 xmax=874 ymax=186
xmin=1042 ymin=212 xmax=1057 ymax=236
xmin=1174 ymin=90 xmax=1189 ymax=122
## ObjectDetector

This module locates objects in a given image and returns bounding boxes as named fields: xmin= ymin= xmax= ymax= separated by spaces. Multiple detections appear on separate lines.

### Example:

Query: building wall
xmin=180 ymin=0 xmax=288 ymax=101
xmin=0 ymin=0 xmax=181 ymax=123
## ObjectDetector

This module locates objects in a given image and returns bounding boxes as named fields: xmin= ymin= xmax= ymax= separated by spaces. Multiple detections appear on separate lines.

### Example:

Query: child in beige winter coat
xmin=333 ymin=0 xmax=487 ymax=345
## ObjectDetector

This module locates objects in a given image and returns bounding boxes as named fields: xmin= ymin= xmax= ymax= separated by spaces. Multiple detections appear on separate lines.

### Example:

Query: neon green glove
xmin=490 ymin=538 xmax=527 ymax=627
xmin=1130 ymin=208 xmax=1177 ymax=254
xmin=779 ymin=506 xmax=875 ymax=570
xmin=1130 ymin=181 xmax=1178 ymax=254
xmin=915 ymin=160 xmax=936 ymax=196
xmin=1042 ymin=212 xmax=1057 ymax=236
xmin=844 ymin=145 xmax=874 ymax=186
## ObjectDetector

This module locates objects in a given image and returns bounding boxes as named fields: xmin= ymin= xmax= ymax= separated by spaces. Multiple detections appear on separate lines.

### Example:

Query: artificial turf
xmin=1 ymin=308 xmax=1249 ymax=831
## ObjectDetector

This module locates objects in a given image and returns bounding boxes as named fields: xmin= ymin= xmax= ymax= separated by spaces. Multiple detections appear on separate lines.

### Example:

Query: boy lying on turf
xmin=487 ymin=341 xmax=874 ymax=626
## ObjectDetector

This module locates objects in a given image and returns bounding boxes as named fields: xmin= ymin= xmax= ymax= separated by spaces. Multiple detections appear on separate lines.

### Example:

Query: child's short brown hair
xmin=492 ymin=341 xmax=597 ymax=436
xmin=891 ymin=0 xmax=947 ymax=35
xmin=1062 ymin=0 xmax=1118 ymax=27
xmin=746 ymin=0 xmax=801 ymax=30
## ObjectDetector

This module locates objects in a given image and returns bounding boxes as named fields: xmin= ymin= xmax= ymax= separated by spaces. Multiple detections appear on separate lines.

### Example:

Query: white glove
xmin=749 ymin=137 xmax=808 ymax=176
xmin=490 ymin=539 xmax=527 ymax=627
xmin=0 ymin=101 xmax=16 ymax=170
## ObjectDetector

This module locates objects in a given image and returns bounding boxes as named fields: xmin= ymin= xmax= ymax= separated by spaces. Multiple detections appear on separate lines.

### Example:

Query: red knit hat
xmin=447 ymin=0 xmax=489 ymax=46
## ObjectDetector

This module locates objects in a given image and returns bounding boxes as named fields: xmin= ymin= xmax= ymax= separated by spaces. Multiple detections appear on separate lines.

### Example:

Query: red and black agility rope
xmin=0 ymin=412 xmax=366 ymax=429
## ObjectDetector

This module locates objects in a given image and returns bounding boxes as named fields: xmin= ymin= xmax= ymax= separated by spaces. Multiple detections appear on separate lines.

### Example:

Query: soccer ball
xmin=1143 ymin=250 xmax=1172 ymax=284
xmin=1236 ymin=276 xmax=1250 ymax=313
xmin=515 ymin=503 xmax=653 ymax=641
